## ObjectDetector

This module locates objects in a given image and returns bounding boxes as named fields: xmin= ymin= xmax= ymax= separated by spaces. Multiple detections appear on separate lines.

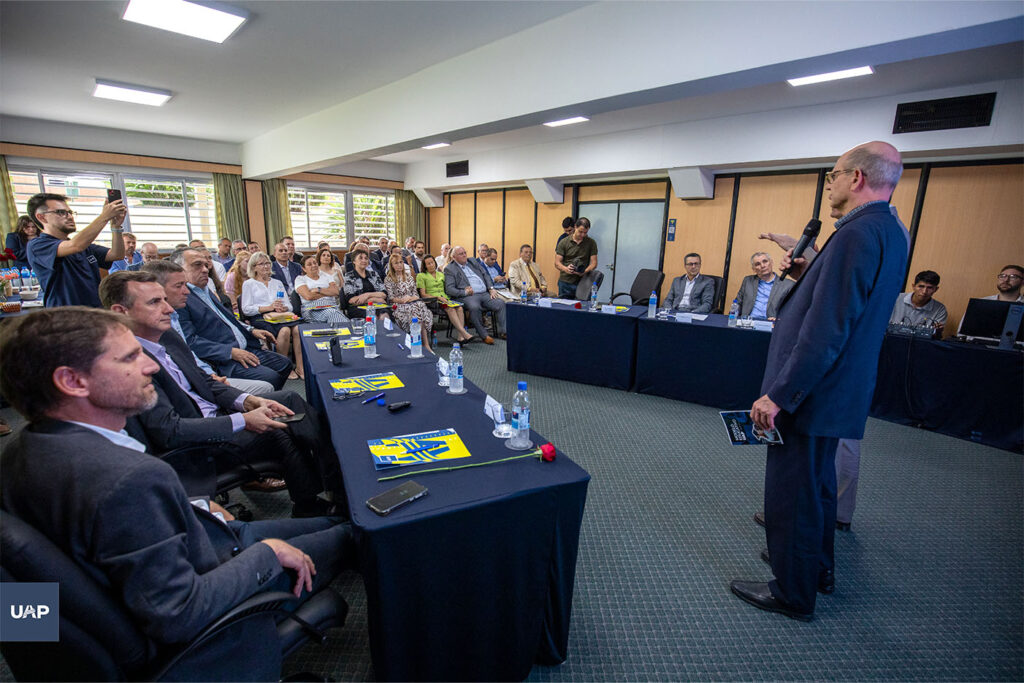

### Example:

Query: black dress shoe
xmin=836 ymin=521 xmax=851 ymax=532
xmin=754 ymin=511 xmax=766 ymax=528
xmin=729 ymin=580 xmax=813 ymax=622
xmin=760 ymin=549 xmax=835 ymax=595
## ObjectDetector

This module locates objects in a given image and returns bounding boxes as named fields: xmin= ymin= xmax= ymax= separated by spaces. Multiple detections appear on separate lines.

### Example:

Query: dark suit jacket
xmin=177 ymin=287 xmax=263 ymax=364
xmin=761 ymin=202 xmax=909 ymax=438
xmin=127 ymin=333 xmax=244 ymax=451
xmin=664 ymin=274 xmax=714 ymax=313
xmin=0 ymin=420 xmax=281 ymax=668
xmin=735 ymin=274 xmax=794 ymax=318
xmin=443 ymin=259 xmax=495 ymax=299
xmin=271 ymin=260 xmax=304 ymax=292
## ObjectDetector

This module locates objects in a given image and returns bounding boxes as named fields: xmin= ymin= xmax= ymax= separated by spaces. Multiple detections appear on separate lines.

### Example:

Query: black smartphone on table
xmin=366 ymin=481 xmax=428 ymax=516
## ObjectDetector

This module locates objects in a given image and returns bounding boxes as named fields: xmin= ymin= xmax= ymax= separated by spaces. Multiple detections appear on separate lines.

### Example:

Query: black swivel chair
xmin=573 ymin=270 xmax=606 ymax=301
xmin=289 ymin=289 xmax=303 ymax=318
xmin=610 ymin=269 xmax=665 ymax=306
xmin=704 ymin=275 xmax=726 ymax=313
xmin=0 ymin=509 xmax=348 ymax=682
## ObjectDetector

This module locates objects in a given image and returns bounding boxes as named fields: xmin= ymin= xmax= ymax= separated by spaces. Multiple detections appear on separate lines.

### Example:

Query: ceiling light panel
xmin=543 ymin=116 xmax=589 ymax=127
xmin=123 ymin=0 xmax=248 ymax=43
xmin=787 ymin=66 xmax=873 ymax=87
xmin=93 ymin=79 xmax=173 ymax=106
xmin=422 ymin=142 xmax=451 ymax=150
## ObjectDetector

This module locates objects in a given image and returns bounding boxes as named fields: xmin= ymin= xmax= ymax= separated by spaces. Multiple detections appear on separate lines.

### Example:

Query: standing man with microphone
xmin=730 ymin=141 xmax=909 ymax=621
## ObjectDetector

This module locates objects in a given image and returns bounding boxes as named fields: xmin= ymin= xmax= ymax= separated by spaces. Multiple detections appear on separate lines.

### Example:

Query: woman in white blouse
xmin=316 ymin=247 xmax=343 ymax=289
xmin=295 ymin=254 xmax=348 ymax=325
xmin=242 ymin=251 xmax=304 ymax=379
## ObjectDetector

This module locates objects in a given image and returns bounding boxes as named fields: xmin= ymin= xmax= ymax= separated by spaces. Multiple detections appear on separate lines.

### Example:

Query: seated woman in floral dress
xmin=383 ymin=251 xmax=433 ymax=353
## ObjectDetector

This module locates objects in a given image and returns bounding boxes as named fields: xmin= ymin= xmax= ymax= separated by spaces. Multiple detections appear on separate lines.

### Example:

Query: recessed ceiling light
xmin=543 ymin=116 xmax=589 ymax=128
xmin=93 ymin=79 xmax=173 ymax=106
xmin=787 ymin=66 xmax=873 ymax=87
xmin=123 ymin=0 xmax=248 ymax=43
xmin=422 ymin=142 xmax=451 ymax=150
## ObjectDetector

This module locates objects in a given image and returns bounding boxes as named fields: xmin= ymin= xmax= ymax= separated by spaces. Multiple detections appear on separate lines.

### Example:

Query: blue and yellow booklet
xmin=368 ymin=428 xmax=471 ymax=470
xmin=719 ymin=411 xmax=783 ymax=446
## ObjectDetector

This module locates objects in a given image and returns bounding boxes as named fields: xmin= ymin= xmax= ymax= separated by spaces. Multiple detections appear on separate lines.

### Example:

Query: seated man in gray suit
xmin=0 ymin=306 xmax=354 ymax=680
xmin=444 ymin=245 xmax=507 ymax=345
xmin=664 ymin=252 xmax=715 ymax=313
xmin=734 ymin=251 xmax=794 ymax=320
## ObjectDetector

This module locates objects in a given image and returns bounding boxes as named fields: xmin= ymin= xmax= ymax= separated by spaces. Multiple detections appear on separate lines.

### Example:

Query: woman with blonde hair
xmin=384 ymin=251 xmax=433 ymax=353
xmin=224 ymin=249 xmax=251 ymax=314
xmin=241 ymin=251 xmax=304 ymax=379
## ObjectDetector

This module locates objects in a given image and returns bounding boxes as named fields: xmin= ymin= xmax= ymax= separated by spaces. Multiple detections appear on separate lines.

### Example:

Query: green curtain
xmin=213 ymin=172 xmax=248 ymax=242
xmin=395 ymin=189 xmax=424 ymax=245
xmin=0 ymin=156 xmax=21 ymax=238
xmin=261 ymin=179 xmax=292 ymax=247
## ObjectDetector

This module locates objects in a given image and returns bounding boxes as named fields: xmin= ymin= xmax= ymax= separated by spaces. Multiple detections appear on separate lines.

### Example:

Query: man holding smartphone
xmin=554 ymin=217 xmax=597 ymax=299
xmin=26 ymin=191 xmax=127 ymax=307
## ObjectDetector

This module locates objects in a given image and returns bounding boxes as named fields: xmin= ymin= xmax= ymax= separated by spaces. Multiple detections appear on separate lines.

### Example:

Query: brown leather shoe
xmin=0 ymin=418 xmax=11 ymax=437
xmin=483 ymin=336 xmax=495 ymax=345
xmin=242 ymin=477 xmax=288 ymax=492
xmin=497 ymin=333 xmax=507 ymax=340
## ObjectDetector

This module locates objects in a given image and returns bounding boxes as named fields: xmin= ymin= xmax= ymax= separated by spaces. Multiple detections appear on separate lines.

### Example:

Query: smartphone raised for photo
xmin=366 ymin=480 xmax=428 ymax=516
xmin=106 ymin=189 xmax=122 ymax=203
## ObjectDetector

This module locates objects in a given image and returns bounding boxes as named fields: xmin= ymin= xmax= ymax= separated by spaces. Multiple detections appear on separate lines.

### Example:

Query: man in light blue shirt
xmin=443 ymin=246 xmax=507 ymax=344
xmin=734 ymin=252 xmax=793 ymax=320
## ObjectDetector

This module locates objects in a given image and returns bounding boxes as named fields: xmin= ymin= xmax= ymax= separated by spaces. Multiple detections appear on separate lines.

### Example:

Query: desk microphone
xmin=780 ymin=218 xmax=822 ymax=280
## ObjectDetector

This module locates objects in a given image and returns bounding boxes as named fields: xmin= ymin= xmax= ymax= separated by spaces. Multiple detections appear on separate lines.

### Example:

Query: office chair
xmin=289 ymin=289 xmax=303 ymax=318
xmin=0 ymin=510 xmax=348 ymax=682
xmin=705 ymin=275 xmax=726 ymax=313
xmin=573 ymin=270 xmax=605 ymax=301
xmin=610 ymin=269 xmax=665 ymax=306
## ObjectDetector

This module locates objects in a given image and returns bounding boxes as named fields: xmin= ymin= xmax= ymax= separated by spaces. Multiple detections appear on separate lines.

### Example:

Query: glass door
xmin=578 ymin=201 xmax=665 ymax=296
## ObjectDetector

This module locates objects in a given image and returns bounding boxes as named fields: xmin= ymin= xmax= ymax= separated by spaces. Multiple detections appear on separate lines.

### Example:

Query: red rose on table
xmin=574 ymin=302 xmax=582 ymax=309
xmin=539 ymin=443 xmax=556 ymax=462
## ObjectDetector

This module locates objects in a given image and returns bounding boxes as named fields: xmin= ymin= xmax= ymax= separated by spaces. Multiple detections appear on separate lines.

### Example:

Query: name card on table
xmin=675 ymin=313 xmax=693 ymax=323
xmin=601 ymin=304 xmax=617 ymax=315
xmin=752 ymin=320 xmax=774 ymax=332
xmin=484 ymin=395 xmax=504 ymax=422
xmin=538 ymin=298 xmax=553 ymax=308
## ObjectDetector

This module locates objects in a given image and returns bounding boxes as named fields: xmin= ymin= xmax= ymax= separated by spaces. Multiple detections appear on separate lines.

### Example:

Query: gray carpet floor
xmin=2 ymin=336 xmax=1021 ymax=681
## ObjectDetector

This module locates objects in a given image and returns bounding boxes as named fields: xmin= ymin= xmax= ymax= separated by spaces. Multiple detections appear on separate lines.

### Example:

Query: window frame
xmin=286 ymin=181 xmax=396 ymax=249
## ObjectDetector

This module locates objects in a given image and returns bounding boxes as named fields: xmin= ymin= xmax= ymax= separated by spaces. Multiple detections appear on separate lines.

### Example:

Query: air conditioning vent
xmin=446 ymin=160 xmax=469 ymax=178
xmin=893 ymin=92 xmax=996 ymax=134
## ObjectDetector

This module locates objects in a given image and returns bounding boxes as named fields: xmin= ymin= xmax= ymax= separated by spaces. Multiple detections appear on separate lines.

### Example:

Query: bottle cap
xmin=518 ymin=381 xmax=527 ymax=390
xmin=412 ymin=317 xmax=418 ymax=322
xmin=453 ymin=343 xmax=460 ymax=349
xmin=366 ymin=317 xmax=372 ymax=322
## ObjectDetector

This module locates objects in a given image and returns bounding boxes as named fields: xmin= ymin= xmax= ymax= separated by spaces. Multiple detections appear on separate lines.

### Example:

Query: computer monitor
xmin=959 ymin=298 xmax=1024 ymax=342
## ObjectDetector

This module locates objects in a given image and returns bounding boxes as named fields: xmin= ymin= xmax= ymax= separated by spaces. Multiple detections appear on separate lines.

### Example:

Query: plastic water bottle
xmin=521 ymin=282 xmax=528 ymax=304
xmin=28 ymin=269 xmax=38 ymax=289
xmin=512 ymin=381 xmax=530 ymax=436
xmin=728 ymin=299 xmax=739 ymax=327
xmin=275 ymin=289 xmax=285 ymax=310
xmin=648 ymin=290 xmax=657 ymax=318
xmin=363 ymin=316 xmax=377 ymax=357
xmin=589 ymin=283 xmax=598 ymax=311
xmin=11 ymin=268 xmax=22 ymax=291
xmin=448 ymin=343 xmax=464 ymax=393
xmin=19 ymin=267 xmax=30 ymax=291
xmin=410 ymin=317 xmax=423 ymax=358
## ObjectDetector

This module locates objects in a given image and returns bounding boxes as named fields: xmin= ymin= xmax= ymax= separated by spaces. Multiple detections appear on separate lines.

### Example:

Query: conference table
xmin=505 ymin=304 xmax=1022 ymax=453
xmin=505 ymin=300 xmax=646 ymax=390
xmin=299 ymin=324 xmax=591 ymax=681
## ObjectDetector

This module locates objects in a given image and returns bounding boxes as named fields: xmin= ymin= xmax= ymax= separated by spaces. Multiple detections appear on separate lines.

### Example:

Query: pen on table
xmin=362 ymin=392 xmax=386 ymax=404
xmin=396 ymin=343 xmax=406 ymax=350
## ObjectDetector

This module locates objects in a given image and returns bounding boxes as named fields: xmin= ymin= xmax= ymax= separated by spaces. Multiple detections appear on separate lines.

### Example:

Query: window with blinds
xmin=352 ymin=192 xmax=395 ymax=242
xmin=288 ymin=187 xmax=348 ymax=249
xmin=9 ymin=168 xmax=215 ymax=248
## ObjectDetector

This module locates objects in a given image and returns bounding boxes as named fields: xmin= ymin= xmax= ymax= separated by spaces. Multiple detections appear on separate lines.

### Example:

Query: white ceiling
xmin=0 ymin=0 xmax=588 ymax=142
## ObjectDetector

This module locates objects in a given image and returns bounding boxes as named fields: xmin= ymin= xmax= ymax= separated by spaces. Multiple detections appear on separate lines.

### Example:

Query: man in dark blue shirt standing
xmin=26 ymin=193 xmax=127 ymax=307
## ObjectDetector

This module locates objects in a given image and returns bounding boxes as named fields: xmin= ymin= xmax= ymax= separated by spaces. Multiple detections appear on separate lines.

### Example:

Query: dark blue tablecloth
xmin=316 ymin=363 xmax=590 ymax=681
xmin=870 ymin=335 xmax=1023 ymax=453
xmin=635 ymin=314 xmax=771 ymax=409
xmin=506 ymin=302 xmax=645 ymax=390
xmin=299 ymin=323 xmax=436 ymax=409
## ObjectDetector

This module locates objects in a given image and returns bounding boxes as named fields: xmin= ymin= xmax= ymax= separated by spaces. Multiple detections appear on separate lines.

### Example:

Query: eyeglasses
xmin=824 ymin=169 xmax=856 ymax=183
xmin=684 ymin=261 xmax=701 ymax=267
xmin=997 ymin=274 xmax=1022 ymax=281
xmin=39 ymin=209 xmax=76 ymax=218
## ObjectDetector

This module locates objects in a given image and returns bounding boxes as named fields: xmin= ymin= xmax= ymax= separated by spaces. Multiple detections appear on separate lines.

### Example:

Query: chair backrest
xmin=574 ymin=270 xmax=605 ymax=300
xmin=0 ymin=509 xmax=151 ymax=681
xmin=629 ymin=269 xmax=665 ymax=304
xmin=705 ymin=274 xmax=725 ymax=313
xmin=289 ymin=289 xmax=302 ymax=317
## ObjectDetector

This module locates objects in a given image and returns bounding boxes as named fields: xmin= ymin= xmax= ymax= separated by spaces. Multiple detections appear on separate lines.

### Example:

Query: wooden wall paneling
xmin=448 ymin=193 xmax=475 ymax=256
xmin=281 ymin=172 xmax=402 ymax=190
xmin=244 ymin=180 xmax=267 ymax=251
xmin=664 ymin=176 xmax=735 ymax=286
xmin=534 ymin=187 xmax=574 ymax=290
xmin=505 ymin=189 xmax=538 ymax=271
xmin=578 ymin=181 xmax=668 ymax=202
xmin=0 ymin=142 xmax=242 ymax=175
xmin=728 ymin=173 xmax=819 ymax=300
xmin=907 ymin=163 xmax=1024 ymax=336
xmin=816 ymin=168 xmax=921 ymax=247
xmin=427 ymin=194 xmax=449 ymax=257
xmin=475 ymin=191 xmax=504 ymax=259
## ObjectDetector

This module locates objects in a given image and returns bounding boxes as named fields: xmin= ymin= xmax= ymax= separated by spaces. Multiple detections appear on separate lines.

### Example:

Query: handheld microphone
xmin=780 ymin=218 xmax=822 ymax=280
